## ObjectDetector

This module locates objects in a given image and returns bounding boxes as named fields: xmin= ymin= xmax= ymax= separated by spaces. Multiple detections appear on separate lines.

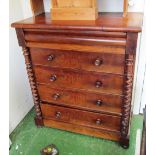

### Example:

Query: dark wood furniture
xmin=12 ymin=12 xmax=143 ymax=148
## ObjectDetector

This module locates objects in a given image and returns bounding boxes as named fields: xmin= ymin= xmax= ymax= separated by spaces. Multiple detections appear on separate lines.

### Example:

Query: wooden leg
xmin=120 ymin=136 xmax=129 ymax=149
xmin=34 ymin=117 xmax=44 ymax=127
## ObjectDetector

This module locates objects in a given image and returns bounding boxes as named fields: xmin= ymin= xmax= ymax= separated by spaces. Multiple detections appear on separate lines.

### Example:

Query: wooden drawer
xmin=30 ymin=48 xmax=125 ymax=74
xmin=38 ymin=84 xmax=122 ymax=115
xmin=34 ymin=66 xmax=124 ymax=95
xmin=41 ymin=104 xmax=121 ymax=132
xmin=25 ymin=30 xmax=127 ymax=47
xmin=43 ymin=119 xmax=121 ymax=141
xmin=24 ymin=29 xmax=127 ymax=38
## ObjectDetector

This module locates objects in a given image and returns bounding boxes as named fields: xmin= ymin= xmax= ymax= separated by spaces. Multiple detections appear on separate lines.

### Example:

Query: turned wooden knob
xmin=48 ymin=55 xmax=55 ymax=61
xmin=96 ymin=100 xmax=103 ymax=106
xmin=53 ymin=93 xmax=60 ymax=100
xmin=50 ymin=75 xmax=57 ymax=82
xmin=95 ymin=81 xmax=102 ymax=88
xmin=94 ymin=58 xmax=102 ymax=66
xmin=96 ymin=119 xmax=102 ymax=125
xmin=55 ymin=112 xmax=61 ymax=118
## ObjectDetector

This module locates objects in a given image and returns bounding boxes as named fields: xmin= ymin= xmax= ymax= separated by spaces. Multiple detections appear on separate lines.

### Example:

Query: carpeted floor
xmin=10 ymin=108 xmax=143 ymax=155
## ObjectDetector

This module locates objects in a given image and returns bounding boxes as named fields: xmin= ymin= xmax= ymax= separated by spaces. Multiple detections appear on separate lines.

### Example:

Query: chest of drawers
xmin=12 ymin=12 xmax=143 ymax=148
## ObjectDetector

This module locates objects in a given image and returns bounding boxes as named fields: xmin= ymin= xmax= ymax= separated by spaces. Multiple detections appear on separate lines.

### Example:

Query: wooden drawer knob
xmin=95 ymin=81 xmax=102 ymax=88
xmin=53 ymin=93 xmax=60 ymax=100
xmin=50 ymin=75 xmax=57 ymax=82
xmin=94 ymin=58 xmax=102 ymax=66
xmin=48 ymin=55 xmax=55 ymax=61
xmin=96 ymin=100 xmax=103 ymax=106
xmin=96 ymin=119 xmax=102 ymax=125
xmin=55 ymin=112 xmax=61 ymax=118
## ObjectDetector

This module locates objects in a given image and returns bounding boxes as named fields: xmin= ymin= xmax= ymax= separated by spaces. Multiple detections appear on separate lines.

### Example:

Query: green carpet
xmin=10 ymin=108 xmax=143 ymax=155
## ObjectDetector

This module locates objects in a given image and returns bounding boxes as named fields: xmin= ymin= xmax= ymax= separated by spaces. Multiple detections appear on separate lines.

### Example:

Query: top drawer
xmin=25 ymin=29 xmax=126 ymax=56
xmin=24 ymin=29 xmax=127 ymax=47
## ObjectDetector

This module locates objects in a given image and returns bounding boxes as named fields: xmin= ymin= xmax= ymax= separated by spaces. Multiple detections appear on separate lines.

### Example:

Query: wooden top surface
xmin=11 ymin=12 xmax=143 ymax=32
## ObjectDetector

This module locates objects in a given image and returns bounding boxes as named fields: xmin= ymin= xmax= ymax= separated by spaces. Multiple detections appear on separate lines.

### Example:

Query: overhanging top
xmin=11 ymin=12 xmax=143 ymax=32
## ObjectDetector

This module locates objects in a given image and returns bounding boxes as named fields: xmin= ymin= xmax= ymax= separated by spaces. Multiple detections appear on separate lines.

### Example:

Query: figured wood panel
xmin=38 ymin=84 xmax=122 ymax=115
xmin=25 ymin=33 xmax=126 ymax=46
xmin=27 ymin=42 xmax=125 ymax=54
xmin=44 ymin=119 xmax=121 ymax=141
xmin=34 ymin=66 xmax=124 ymax=95
xmin=30 ymin=48 xmax=125 ymax=74
xmin=41 ymin=104 xmax=121 ymax=132
xmin=24 ymin=29 xmax=127 ymax=38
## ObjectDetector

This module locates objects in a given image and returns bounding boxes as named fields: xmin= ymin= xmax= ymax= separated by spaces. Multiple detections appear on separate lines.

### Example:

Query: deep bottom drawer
xmin=43 ymin=119 xmax=121 ymax=142
xmin=41 ymin=104 xmax=121 ymax=132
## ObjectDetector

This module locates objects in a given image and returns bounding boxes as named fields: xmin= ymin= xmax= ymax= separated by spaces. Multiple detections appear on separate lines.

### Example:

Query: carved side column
xmin=120 ymin=54 xmax=134 ymax=148
xmin=22 ymin=47 xmax=43 ymax=126
xmin=120 ymin=32 xmax=138 ymax=148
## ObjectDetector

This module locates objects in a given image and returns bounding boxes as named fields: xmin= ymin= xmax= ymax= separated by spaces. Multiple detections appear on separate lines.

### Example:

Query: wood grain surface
xmin=44 ymin=119 xmax=121 ymax=141
xmin=41 ymin=104 xmax=121 ymax=132
xmin=38 ymin=84 xmax=123 ymax=116
xmin=25 ymin=32 xmax=127 ymax=46
xmin=11 ymin=13 xmax=143 ymax=32
xmin=34 ymin=66 xmax=124 ymax=95
xmin=30 ymin=47 xmax=125 ymax=74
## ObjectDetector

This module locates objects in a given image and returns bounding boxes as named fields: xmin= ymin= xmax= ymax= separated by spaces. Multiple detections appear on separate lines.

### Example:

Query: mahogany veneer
xmin=34 ymin=65 xmax=124 ymax=94
xmin=30 ymin=48 xmax=125 ymax=74
xmin=38 ymin=84 xmax=123 ymax=115
xmin=12 ymin=12 xmax=143 ymax=148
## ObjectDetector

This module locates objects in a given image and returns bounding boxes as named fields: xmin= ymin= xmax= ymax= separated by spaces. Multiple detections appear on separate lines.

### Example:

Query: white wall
xmin=132 ymin=16 xmax=146 ymax=114
xmin=98 ymin=0 xmax=144 ymax=12
xmin=10 ymin=0 xmax=145 ymax=133
xmin=45 ymin=0 xmax=144 ymax=12
xmin=9 ymin=0 xmax=33 ymax=133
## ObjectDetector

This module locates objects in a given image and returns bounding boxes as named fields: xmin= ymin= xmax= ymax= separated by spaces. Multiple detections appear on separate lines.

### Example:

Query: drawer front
xmin=43 ymin=119 xmax=121 ymax=141
xmin=25 ymin=30 xmax=127 ymax=47
xmin=38 ymin=84 xmax=122 ymax=115
xmin=24 ymin=29 xmax=127 ymax=38
xmin=41 ymin=104 xmax=121 ymax=132
xmin=34 ymin=66 xmax=124 ymax=95
xmin=30 ymin=48 xmax=125 ymax=74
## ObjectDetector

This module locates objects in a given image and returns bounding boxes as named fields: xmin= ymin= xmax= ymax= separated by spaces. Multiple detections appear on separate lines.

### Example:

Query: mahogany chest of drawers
xmin=12 ymin=12 xmax=143 ymax=148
